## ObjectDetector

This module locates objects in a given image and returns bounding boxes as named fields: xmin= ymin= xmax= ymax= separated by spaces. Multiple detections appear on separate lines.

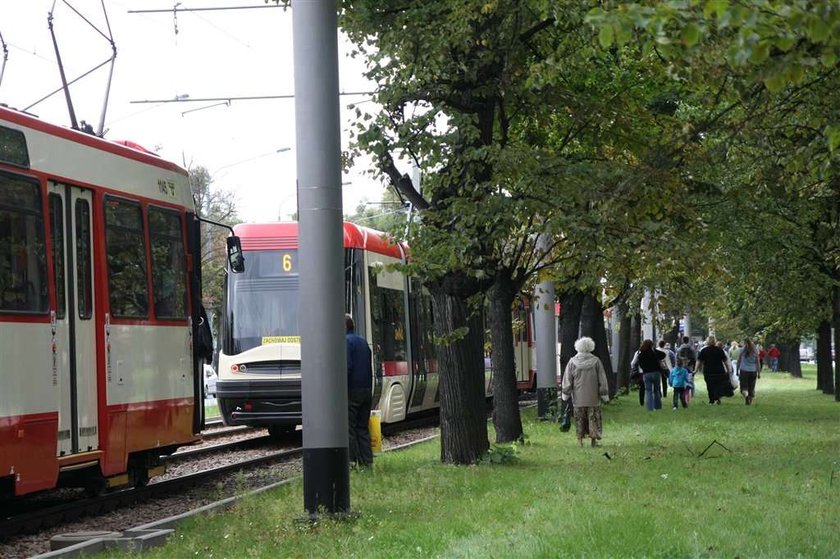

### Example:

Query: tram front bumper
xmin=215 ymin=378 xmax=302 ymax=427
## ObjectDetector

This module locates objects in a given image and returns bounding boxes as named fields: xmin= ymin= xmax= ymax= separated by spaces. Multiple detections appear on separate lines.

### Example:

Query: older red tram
xmin=0 ymin=106 xmax=206 ymax=498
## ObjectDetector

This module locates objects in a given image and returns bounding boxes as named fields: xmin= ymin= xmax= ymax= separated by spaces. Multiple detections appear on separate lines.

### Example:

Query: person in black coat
xmin=696 ymin=335 xmax=731 ymax=404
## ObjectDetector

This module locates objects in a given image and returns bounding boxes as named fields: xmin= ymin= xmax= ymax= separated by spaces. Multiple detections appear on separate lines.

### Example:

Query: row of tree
xmin=190 ymin=165 xmax=241 ymax=344
xmin=336 ymin=1 xmax=840 ymax=464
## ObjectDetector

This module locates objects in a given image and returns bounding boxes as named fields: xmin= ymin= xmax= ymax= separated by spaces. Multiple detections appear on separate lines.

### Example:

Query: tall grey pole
xmin=610 ymin=306 xmax=621 ymax=371
xmin=534 ymin=235 xmax=557 ymax=418
xmin=293 ymin=1 xmax=349 ymax=516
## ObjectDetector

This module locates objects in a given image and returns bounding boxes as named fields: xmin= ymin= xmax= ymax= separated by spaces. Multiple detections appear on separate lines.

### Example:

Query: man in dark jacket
xmin=346 ymin=314 xmax=373 ymax=467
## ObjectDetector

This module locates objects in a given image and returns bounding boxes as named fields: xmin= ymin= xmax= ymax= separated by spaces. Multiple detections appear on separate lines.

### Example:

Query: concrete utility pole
xmin=293 ymin=1 xmax=349 ymax=516
xmin=534 ymin=235 xmax=557 ymax=418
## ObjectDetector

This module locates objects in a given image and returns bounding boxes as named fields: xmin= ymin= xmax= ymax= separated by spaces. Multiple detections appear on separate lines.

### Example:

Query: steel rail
xmin=0 ymin=447 xmax=303 ymax=541
xmin=0 ymin=413 xmax=441 ymax=540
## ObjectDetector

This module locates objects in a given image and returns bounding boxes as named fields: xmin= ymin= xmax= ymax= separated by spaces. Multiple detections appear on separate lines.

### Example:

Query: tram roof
xmin=234 ymin=221 xmax=406 ymax=258
xmin=0 ymin=105 xmax=187 ymax=175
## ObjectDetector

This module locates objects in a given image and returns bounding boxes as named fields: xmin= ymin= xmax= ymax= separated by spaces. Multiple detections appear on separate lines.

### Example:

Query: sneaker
xmin=673 ymin=406 xmax=678 ymax=410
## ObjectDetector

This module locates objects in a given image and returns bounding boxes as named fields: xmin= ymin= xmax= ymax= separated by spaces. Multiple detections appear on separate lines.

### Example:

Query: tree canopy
xmin=336 ymin=0 xmax=840 ymax=460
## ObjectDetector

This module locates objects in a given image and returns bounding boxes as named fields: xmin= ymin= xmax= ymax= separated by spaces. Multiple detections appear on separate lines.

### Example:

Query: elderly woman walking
xmin=561 ymin=337 xmax=610 ymax=447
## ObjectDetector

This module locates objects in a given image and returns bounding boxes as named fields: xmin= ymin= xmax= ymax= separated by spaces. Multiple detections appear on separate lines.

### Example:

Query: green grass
xmin=114 ymin=365 xmax=839 ymax=558
xmin=204 ymin=402 xmax=219 ymax=419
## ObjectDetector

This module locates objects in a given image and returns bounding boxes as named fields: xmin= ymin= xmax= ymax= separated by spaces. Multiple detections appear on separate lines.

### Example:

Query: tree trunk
xmin=616 ymin=302 xmax=632 ymax=393
xmin=630 ymin=312 xmax=642 ymax=354
xmin=558 ymin=291 xmax=583 ymax=377
xmin=487 ymin=276 xmax=523 ymax=443
xmin=432 ymin=289 xmax=489 ymax=464
xmin=834 ymin=285 xmax=840 ymax=400
xmin=580 ymin=292 xmax=616 ymax=397
xmin=664 ymin=316 xmax=680 ymax=348
xmin=778 ymin=340 xmax=801 ymax=377
xmin=816 ymin=320 xmax=834 ymax=394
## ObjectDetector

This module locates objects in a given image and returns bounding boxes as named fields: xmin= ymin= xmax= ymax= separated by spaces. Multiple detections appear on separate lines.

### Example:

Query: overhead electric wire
xmin=128 ymin=5 xmax=284 ymax=14
xmin=130 ymin=91 xmax=374 ymax=104
xmin=189 ymin=8 xmax=254 ymax=49
xmin=0 ymin=30 xmax=7 ymax=89
xmin=24 ymin=56 xmax=113 ymax=112
xmin=352 ymin=208 xmax=412 ymax=224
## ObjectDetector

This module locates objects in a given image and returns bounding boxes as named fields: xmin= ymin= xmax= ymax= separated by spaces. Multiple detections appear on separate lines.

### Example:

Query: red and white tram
xmin=216 ymin=221 xmax=497 ymax=433
xmin=0 ymin=106 xmax=206 ymax=498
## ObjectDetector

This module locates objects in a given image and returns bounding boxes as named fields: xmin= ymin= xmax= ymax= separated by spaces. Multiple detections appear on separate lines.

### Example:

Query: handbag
xmin=559 ymin=398 xmax=573 ymax=432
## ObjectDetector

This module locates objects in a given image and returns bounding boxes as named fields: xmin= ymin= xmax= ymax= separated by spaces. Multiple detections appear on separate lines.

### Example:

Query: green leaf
xmin=598 ymin=24 xmax=614 ymax=49
xmin=824 ymin=125 xmax=840 ymax=152
xmin=784 ymin=63 xmax=805 ymax=84
xmin=775 ymin=36 xmax=796 ymax=52
xmin=821 ymin=51 xmax=837 ymax=68
xmin=763 ymin=72 xmax=786 ymax=93
xmin=681 ymin=23 xmax=701 ymax=47
xmin=703 ymin=0 xmax=729 ymax=21
xmin=615 ymin=21 xmax=633 ymax=46
xmin=749 ymin=42 xmax=770 ymax=64
xmin=807 ymin=17 xmax=831 ymax=43
xmin=584 ymin=7 xmax=605 ymax=23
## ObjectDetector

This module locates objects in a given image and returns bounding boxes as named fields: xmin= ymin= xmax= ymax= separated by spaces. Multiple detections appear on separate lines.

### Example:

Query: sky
xmin=0 ymin=0 xmax=389 ymax=222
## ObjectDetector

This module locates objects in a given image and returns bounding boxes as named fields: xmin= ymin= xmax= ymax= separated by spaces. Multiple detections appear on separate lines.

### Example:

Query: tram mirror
xmin=227 ymin=236 xmax=245 ymax=273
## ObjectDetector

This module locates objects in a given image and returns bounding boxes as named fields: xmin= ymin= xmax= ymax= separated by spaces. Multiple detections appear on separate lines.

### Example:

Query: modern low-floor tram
xmin=216 ymin=221 xmax=501 ymax=433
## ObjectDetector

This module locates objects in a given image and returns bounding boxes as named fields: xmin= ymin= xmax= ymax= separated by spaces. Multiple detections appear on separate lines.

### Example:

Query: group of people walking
xmin=561 ymin=333 xmax=772 ymax=446
xmin=630 ymin=335 xmax=766 ymax=409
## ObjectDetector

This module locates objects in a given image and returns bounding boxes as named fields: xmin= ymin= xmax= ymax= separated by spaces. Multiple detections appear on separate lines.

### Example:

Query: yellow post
xmin=369 ymin=409 xmax=382 ymax=454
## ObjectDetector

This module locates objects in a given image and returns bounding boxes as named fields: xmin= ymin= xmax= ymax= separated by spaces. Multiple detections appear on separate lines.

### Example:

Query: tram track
xmin=0 ymin=414 xmax=439 ymax=545
xmin=170 ymin=434 xmax=279 ymax=460
xmin=203 ymin=417 xmax=223 ymax=428
xmin=0 ymin=428 xmax=291 ymax=541
xmin=195 ymin=424 xmax=255 ymax=441
xmin=0 ymin=445 xmax=303 ymax=541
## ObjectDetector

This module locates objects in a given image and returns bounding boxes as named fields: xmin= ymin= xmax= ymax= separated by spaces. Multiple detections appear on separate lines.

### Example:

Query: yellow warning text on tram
xmin=261 ymin=336 xmax=301 ymax=345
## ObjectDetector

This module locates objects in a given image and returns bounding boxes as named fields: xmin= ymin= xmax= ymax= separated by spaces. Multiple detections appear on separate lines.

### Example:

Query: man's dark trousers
xmin=348 ymin=388 xmax=373 ymax=466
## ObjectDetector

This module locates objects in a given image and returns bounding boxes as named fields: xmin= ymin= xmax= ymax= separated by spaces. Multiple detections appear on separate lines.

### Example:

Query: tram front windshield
xmin=228 ymin=250 xmax=299 ymax=354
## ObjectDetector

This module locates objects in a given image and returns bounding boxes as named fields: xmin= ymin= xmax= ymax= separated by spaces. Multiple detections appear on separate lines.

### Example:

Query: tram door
xmin=48 ymin=183 xmax=98 ymax=456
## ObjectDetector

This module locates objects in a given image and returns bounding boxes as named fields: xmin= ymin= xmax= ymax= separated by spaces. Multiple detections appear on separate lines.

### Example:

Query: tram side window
xmin=0 ymin=174 xmax=48 ymax=313
xmin=368 ymin=267 xmax=406 ymax=366
xmin=48 ymin=193 xmax=66 ymax=319
xmin=104 ymin=197 xmax=149 ymax=318
xmin=75 ymin=199 xmax=92 ymax=319
xmin=149 ymin=207 xmax=187 ymax=319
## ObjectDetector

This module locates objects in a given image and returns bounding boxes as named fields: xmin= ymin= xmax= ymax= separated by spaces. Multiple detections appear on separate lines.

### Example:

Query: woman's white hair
xmin=574 ymin=336 xmax=595 ymax=354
